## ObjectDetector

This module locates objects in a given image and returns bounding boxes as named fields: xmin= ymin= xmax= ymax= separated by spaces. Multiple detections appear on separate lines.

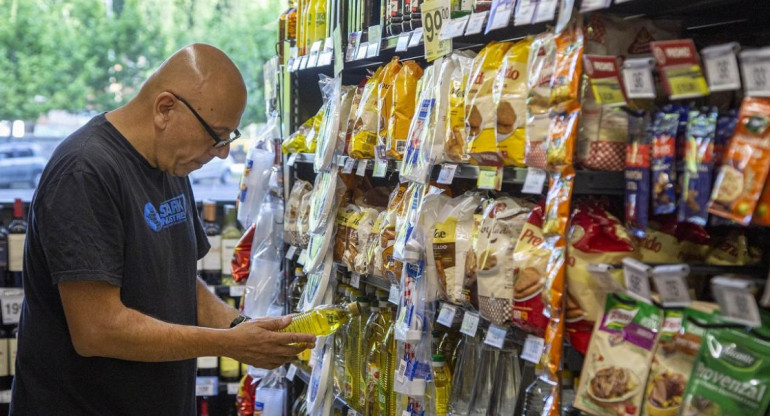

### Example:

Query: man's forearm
xmin=196 ymin=278 xmax=240 ymax=329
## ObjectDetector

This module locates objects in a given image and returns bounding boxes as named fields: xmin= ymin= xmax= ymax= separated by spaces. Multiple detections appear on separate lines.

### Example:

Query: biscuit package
xmin=433 ymin=193 xmax=480 ymax=304
xmin=512 ymin=202 xmax=550 ymax=336
xmin=679 ymin=108 xmax=717 ymax=226
xmin=493 ymin=38 xmax=531 ymax=167
xmin=575 ymin=293 xmax=662 ymax=416
xmin=709 ymin=97 xmax=770 ymax=225
xmin=387 ymin=61 xmax=423 ymax=161
xmin=444 ymin=52 xmax=476 ymax=163
xmin=296 ymin=191 xmax=313 ymax=248
xmin=625 ymin=110 xmax=651 ymax=238
xmin=285 ymin=180 xmax=313 ymax=246
xmin=525 ymin=33 xmax=556 ymax=169
xmin=356 ymin=210 xmax=386 ymax=275
xmin=376 ymin=57 xmax=403 ymax=160
xmin=651 ymin=108 xmax=680 ymax=215
xmin=473 ymin=197 xmax=531 ymax=326
xmin=349 ymin=66 xmax=384 ymax=159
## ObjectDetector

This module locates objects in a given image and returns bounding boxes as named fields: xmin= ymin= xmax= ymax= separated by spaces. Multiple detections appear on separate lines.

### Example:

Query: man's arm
xmin=196 ymin=277 xmax=239 ymax=329
xmin=58 ymin=280 xmax=315 ymax=368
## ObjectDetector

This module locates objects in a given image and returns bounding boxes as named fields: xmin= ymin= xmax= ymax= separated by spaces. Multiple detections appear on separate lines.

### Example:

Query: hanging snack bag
xmin=651 ymin=109 xmax=680 ymax=215
xmin=387 ymin=61 xmax=423 ymax=160
xmin=465 ymin=41 xmax=513 ymax=166
xmin=349 ymin=66 xmax=385 ymax=159
xmin=315 ymin=82 xmax=355 ymax=172
xmin=713 ymin=110 xmax=738 ymax=168
xmin=679 ymin=108 xmax=718 ymax=226
xmin=625 ymin=111 xmax=651 ymax=238
xmin=379 ymin=184 xmax=409 ymax=283
xmin=401 ymin=64 xmax=437 ymax=183
xmin=709 ymin=97 xmax=770 ymax=225
xmin=433 ymin=193 xmax=480 ymax=304
xmin=474 ymin=197 xmax=532 ymax=326
xmin=705 ymin=229 xmax=762 ymax=266
xmin=343 ymin=82 xmax=366 ymax=155
xmin=493 ymin=38 xmax=531 ymax=167
xmin=376 ymin=57 xmax=403 ymax=160
xmin=680 ymin=327 xmax=770 ymax=416
xmin=284 ymin=180 xmax=313 ymax=246
xmin=333 ymin=204 xmax=360 ymax=263
xmin=444 ymin=51 xmax=476 ymax=164
xmin=549 ymin=24 xmax=584 ymax=107
xmin=344 ymin=207 xmax=379 ymax=271
xmin=307 ymin=167 xmax=346 ymax=235
xmin=463 ymin=197 xmax=493 ymax=310
xmin=281 ymin=110 xmax=322 ymax=154
xmin=525 ymin=33 xmax=557 ymax=169
xmin=546 ymin=105 xmax=581 ymax=170
xmin=637 ymin=216 xmax=680 ymax=264
xmin=675 ymin=221 xmax=711 ymax=263
xmin=575 ymin=293 xmax=662 ymax=416
xmin=356 ymin=210 xmax=386 ymax=275
xmin=512 ymin=202 xmax=551 ymax=336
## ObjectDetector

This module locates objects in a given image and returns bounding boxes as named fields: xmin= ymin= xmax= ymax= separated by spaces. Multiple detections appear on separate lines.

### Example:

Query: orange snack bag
xmin=542 ymin=166 xmax=576 ymax=237
xmin=546 ymin=106 xmax=581 ymax=170
xmin=550 ymin=24 xmax=585 ymax=107
xmin=376 ymin=57 xmax=403 ymax=159
xmin=387 ymin=61 xmax=423 ymax=160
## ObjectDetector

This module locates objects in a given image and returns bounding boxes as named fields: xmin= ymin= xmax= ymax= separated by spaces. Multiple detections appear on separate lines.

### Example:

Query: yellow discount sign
xmin=421 ymin=0 xmax=452 ymax=62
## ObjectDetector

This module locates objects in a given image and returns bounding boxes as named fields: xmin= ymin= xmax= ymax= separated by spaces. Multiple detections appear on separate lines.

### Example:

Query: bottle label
xmin=220 ymin=238 xmax=238 ymax=276
xmin=202 ymin=236 xmax=221 ymax=271
xmin=8 ymin=339 xmax=16 ymax=377
xmin=219 ymin=356 xmax=240 ymax=378
xmin=8 ymin=234 xmax=24 ymax=272
xmin=0 ymin=338 xmax=8 ymax=377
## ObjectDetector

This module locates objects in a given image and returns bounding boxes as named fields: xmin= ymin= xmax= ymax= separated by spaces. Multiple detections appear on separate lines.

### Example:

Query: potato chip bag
xmin=349 ymin=66 xmax=385 ymax=159
xmin=444 ymin=52 xmax=476 ymax=164
xmin=512 ymin=202 xmax=550 ymax=336
xmin=433 ymin=193 xmax=480 ymax=304
xmin=709 ymin=97 xmax=770 ymax=225
xmin=465 ymin=41 xmax=513 ymax=166
xmin=706 ymin=229 xmax=761 ymax=266
xmin=637 ymin=217 xmax=680 ymax=263
xmin=387 ymin=61 xmax=423 ymax=160
xmin=376 ymin=57 xmax=403 ymax=159
xmin=493 ymin=38 xmax=531 ymax=167
xmin=675 ymin=221 xmax=711 ymax=263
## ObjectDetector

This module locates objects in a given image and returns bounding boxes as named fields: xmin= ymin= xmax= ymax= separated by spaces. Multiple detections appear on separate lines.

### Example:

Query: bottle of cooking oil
xmin=279 ymin=302 xmax=360 ymax=337
xmin=380 ymin=317 xmax=397 ymax=416
xmin=332 ymin=287 xmax=349 ymax=397
xmin=346 ymin=296 xmax=368 ymax=412
xmin=313 ymin=0 xmax=327 ymax=46
xmin=363 ymin=299 xmax=389 ymax=415
xmin=432 ymin=354 xmax=451 ymax=416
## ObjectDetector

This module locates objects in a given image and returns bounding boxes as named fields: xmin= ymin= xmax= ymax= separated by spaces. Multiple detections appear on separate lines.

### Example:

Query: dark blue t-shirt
xmin=10 ymin=114 xmax=210 ymax=415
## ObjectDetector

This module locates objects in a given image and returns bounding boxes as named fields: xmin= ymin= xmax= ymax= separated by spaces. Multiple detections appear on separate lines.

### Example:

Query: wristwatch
xmin=229 ymin=314 xmax=250 ymax=328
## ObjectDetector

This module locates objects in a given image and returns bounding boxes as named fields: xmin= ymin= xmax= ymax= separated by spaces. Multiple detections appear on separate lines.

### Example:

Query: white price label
xmin=373 ymin=160 xmax=388 ymax=178
xmin=408 ymin=28 xmax=424 ymax=48
xmin=356 ymin=160 xmax=369 ymax=176
xmin=514 ymin=0 xmax=536 ymax=26
xmin=396 ymin=358 xmax=408 ymax=383
xmin=286 ymin=363 xmax=298 ymax=381
xmin=465 ymin=11 xmax=488 ymax=35
xmin=484 ymin=324 xmax=507 ymax=349
xmin=521 ymin=335 xmax=545 ymax=364
xmin=488 ymin=1 xmax=514 ymax=32
xmin=287 ymin=153 xmax=298 ymax=166
xmin=367 ymin=25 xmax=382 ymax=56
xmin=580 ymin=0 xmax=611 ymax=12
xmin=227 ymin=382 xmax=240 ymax=395
xmin=350 ymin=273 xmax=361 ymax=289
xmin=343 ymin=157 xmax=357 ymax=174
xmin=436 ymin=303 xmax=457 ymax=328
xmin=521 ymin=167 xmax=547 ymax=194
xmin=623 ymin=259 xmax=652 ymax=302
xmin=401 ymin=412 xmax=411 ymax=416
xmin=229 ymin=285 xmax=246 ymax=298
xmin=297 ymin=249 xmax=308 ymax=266
xmin=318 ymin=50 xmax=333 ymax=67
xmin=195 ymin=377 xmax=218 ymax=397
xmin=0 ymin=289 xmax=23 ymax=325
xmin=366 ymin=42 xmax=380 ymax=59
xmin=436 ymin=163 xmax=458 ymax=184
xmin=533 ymin=0 xmax=558 ymax=23
xmin=460 ymin=312 xmax=480 ymax=337
xmin=285 ymin=245 xmax=298 ymax=260
xmin=355 ymin=43 xmax=369 ymax=60
xmin=440 ymin=16 xmax=470 ymax=40
xmin=299 ymin=55 xmax=309 ymax=70
xmin=310 ymin=40 xmax=323 ymax=54
xmin=307 ymin=52 xmax=320 ymax=68
xmin=389 ymin=285 xmax=400 ymax=305
xmin=652 ymin=265 xmax=691 ymax=307
xmin=588 ymin=264 xmax=624 ymax=293
xmin=703 ymin=43 xmax=741 ymax=92
xmin=622 ymin=59 xmax=657 ymax=99
xmin=396 ymin=32 xmax=412 ymax=52
xmin=0 ymin=390 xmax=10 ymax=404
xmin=713 ymin=277 xmax=762 ymax=327
xmin=741 ymin=48 xmax=770 ymax=97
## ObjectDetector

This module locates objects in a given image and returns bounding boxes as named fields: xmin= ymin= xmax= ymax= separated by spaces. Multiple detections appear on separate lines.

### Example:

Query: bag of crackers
xmin=512 ymin=201 xmax=551 ymax=336
xmin=387 ymin=61 xmax=423 ymax=160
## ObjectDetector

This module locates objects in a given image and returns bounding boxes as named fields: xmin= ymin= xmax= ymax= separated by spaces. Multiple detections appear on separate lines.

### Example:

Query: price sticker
xmin=622 ymin=258 xmax=652 ymax=302
xmin=580 ymin=0 xmax=611 ymax=12
xmin=285 ymin=245 xmax=298 ymax=260
xmin=591 ymin=78 xmax=626 ymax=106
xmin=514 ymin=0 xmax=536 ymax=26
xmin=521 ymin=335 xmax=545 ymax=364
xmin=373 ymin=160 xmax=388 ymax=178
xmin=652 ymin=273 xmax=690 ymax=308
xmin=367 ymin=25 xmax=382 ymax=58
xmin=299 ymin=55 xmax=310 ymax=70
xmin=533 ymin=0 xmax=558 ymax=23
xmin=702 ymin=42 xmax=741 ymax=92
xmin=195 ymin=377 xmax=218 ymax=397
xmin=229 ymin=285 xmax=247 ymax=298
xmin=712 ymin=277 xmax=762 ymax=327
xmin=436 ymin=163 xmax=458 ymax=184
xmin=663 ymin=66 xmax=709 ymax=100
xmin=287 ymin=153 xmax=298 ymax=167
xmin=227 ymin=383 xmax=240 ymax=396
xmin=297 ymin=249 xmax=308 ymax=266
xmin=740 ymin=48 xmax=770 ymax=97
xmin=396 ymin=32 xmax=412 ymax=52
xmin=0 ymin=289 xmax=24 ymax=325
xmin=439 ymin=15 xmax=470 ymax=40
xmin=408 ymin=28 xmax=424 ymax=48
xmin=396 ymin=358 xmax=408 ymax=383
xmin=521 ymin=167 xmax=547 ymax=194
xmin=0 ymin=390 xmax=10 ymax=404
xmin=421 ymin=0 xmax=452 ymax=62
xmin=477 ymin=166 xmax=502 ymax=190
xmin=318 ymin=50 xmax=333 ymax=67
xmin=350 ymin=273 xmax=361 ymax=289
xmin=356 ymin=160 xmax=369 ymax=176
xmin=286 ymin=363 xmax=298 ymax=381
xmin=621 ymin=58 xmax=656 ymax=99
xmin=355 ymin=43 xmax=369 ymax=60
xmin=291 ymin=57 xmax=302 ymax=72
xmin=487 ymin=0 xmax=514 ymax=33
xmin=334 ymin=26 xmax=344 ymax=75
xmin=389 ymin=285 xmax=400 ymax=305
xmin=460 ymin=312 xmax=480 ymax=337
xmin=346 ymin=31 xmax=362 ymax=62
xmin=343 ymin=157 xmax=357 ymax=174
xmin=436 ymin=303 xmax=457 ymax=328
xmin=484 ymin=324 xmax=507 ymax=349
xmin=465 ymin=11 xmax=488 ymax=35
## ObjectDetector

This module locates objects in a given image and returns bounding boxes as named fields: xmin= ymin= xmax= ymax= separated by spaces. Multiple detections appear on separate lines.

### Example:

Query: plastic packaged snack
xmin=232 ymin=224 xmax=255 ymax=283
xmin=444 ymin=52 xmax=476 ymax=164
xmin=356 ymin=209 xmax=386 ymax=275
xmin=493 ymin=38 xmax=531 ymax=167
xmin=527 ymin=33 xmax=557 ymax=115
xmin=307 ymin=167 xmax=346 ymax=235
xmin=675 ymin=221 xmax=711 ymax=263
xmin=465 ymin=42 xmax=513 ymax=166
xmin=575 ymin=294 xmax=662 ymax=416
xmin=345 ymin=207 xmax=379 ymax=271
xmin=393 ymin=182 xmax=427 ymax=262
xmin=285 ymin=180 xmax=313 ymax=246
xmin=651 ymin=109 xmax=680 ymax=215
xmin=512 ymin=202 xmax=550 ymax=336
xmin=387 ymin=61 xmax=424 ymax=161
xmin=705 ymin=229 xmax=761 ymax=266
xmin=549 ymin=24 xmax=584 ymax=107
xmin=343 ymin=82 xmax=366 ymax=155
xmin=432 ymin=193 xmax=480 ymax=304
xmin=542 ymin=166 xmax=575 ymax=237
xmin=296 ymin=191 xmax=313 ymax=248
xmin=474 ymin=197 xmax=532 ymax=326
xmin=401 ymin=64 xmax=438 ymax=184
xmin=625 ymin=111 xmax=651 ymax=238
xmin=546 ymin=105 xmax=581 ymax=170
xmin=709 ymin=97 xmax=770 ymax=225
xmin=637 ymin=216 xmax=680 ymax=264
xmin=379 ymin=184 xmax=409 ymax=282
xmin=376 ymin=57 xmax=404 ymax=160
xmin=679 ymin=108 xmax=718 ymax=226
xmin=349 ymin=66 xmax=385 ymax=159
xmin=315 ymin=80 xmax=355 ymax=172
xmin=713 ymin=110 xmax=738 ymax=168
xmin=281 ymin=112 xmax=318 ymax=154
xmin=333 ymin=204 xmax=360 ymax=263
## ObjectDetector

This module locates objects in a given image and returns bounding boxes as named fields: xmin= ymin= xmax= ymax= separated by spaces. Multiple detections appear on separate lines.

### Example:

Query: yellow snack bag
xmin=494 ymin=38 xmax=531 ymax=167
xmin=349 ymin=66 xmax=384 ymax=159
xmin=444 ymin=52 xmax=476 ymax=163
xmin=281 ymin=111 xmax=322 ymax=154
xmin=465 ymin=42 xmax=514 ymax=166
xmin=376 ymin=57 xmax=403 ymax=159
xmin=387 ymin=61 xmax=424 ymax=160
xmin=303 ymin=108 xmax=325 ymax=153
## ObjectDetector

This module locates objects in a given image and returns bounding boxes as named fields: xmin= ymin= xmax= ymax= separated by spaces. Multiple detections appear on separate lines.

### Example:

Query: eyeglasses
xmin=170 ymin=92 xmax=241 ymax=148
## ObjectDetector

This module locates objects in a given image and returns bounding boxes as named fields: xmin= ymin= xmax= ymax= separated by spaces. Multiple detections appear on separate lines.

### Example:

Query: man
xmin=10 ymin=44 xmax=315 ymax=415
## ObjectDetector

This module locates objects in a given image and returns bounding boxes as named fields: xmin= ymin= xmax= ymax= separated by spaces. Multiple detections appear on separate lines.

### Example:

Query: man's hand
xmin=224 ymin=316 xmax=316 ymax=369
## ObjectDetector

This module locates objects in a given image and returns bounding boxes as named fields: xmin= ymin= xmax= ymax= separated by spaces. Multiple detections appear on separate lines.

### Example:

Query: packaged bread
xmin=307 ymin=167 xmax=346 ymax=235
xmin=493 ymin=38 xmax=531 ymax=167
xmin=296 ymin=191 xmax=313 ymax=248
xmin=285 ymin=180 xmax=313 ymax=246
xmin=709 ymin=97 xmax=770 ymax=225
xmin=465 ymin=41 xmax=513 ymax=166
xmin=433 ymin=193 xmax=480 ymax=304
xmin=315 ymin=81 xmax=355 ymax=172
xmin=344 ymin=207 xmax=379 ymax=271
xmin=625 ymin=110 xmax=651 ymax=238
xmin=379 ymin=184 xmax=409 ymax=282
xmin=386 ymin=60 xmax=422 ymax=161
xmin=349 ymin=66 xmax=385 ymax=159
xmin=512 ymin=201 xmax=550 ymax=336
xmin=376 ymin=57 xmax=403 ymax=160
xmin=357 ymin=210 xmax=387 ymax=275
xmin=343 ymin=82 xmax=366 ymax=155
xmin=473 ymin=197 xmax=532 ymax=326
xmin=463 ymin=197 xmax=493 ymax=310
xmin=333 ymin=204 xmax=359 ymax=263
xmin=443 ymin=52 xmax=476 ymax=164
xmin=401 ymin=64 xmax=438 ymax=184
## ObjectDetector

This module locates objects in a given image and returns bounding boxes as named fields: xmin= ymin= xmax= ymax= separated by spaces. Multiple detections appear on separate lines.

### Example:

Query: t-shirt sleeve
xmin=187 ymin=180 xmax=210 ymax=261
xmin=37 ymin=169 xmax=125 ymax=286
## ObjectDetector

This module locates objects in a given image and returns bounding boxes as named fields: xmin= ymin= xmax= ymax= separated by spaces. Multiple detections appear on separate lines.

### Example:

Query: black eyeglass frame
xmin=169 ymin=92 xmax=241 ymax=148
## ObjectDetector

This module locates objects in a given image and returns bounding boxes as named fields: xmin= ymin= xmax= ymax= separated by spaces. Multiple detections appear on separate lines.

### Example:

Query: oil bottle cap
xmin=432 ymin=354 xmax=445 ymax=362
xmin=346 ymin=302 xmax=361 ymax=316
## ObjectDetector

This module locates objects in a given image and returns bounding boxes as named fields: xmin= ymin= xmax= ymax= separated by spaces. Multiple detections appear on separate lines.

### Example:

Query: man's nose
xmin=213 ymin=143 xmax=230 ymax=159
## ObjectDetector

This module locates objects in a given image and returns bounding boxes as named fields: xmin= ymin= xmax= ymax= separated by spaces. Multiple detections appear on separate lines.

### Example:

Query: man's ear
xmin=153 ymin=92 xmax=176 ymax=130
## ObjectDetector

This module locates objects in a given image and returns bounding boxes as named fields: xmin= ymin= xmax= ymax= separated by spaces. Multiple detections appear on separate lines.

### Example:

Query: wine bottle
xmin=0 ymin=329 xmax=9 ymax=390
xmin=201 ymin=201 xmax=222 ymax=286
xmin=0 ymin=206 xmax=8 ymax=288
xmin=220 ymin=205 xmax=240 ymax=282
xmin=7 ymin=199 xmax=27 ymax=288
xmin=8 ymin=328 xmax=17 ymax=378
xmin=197 ymin=356 xmax=218 ymax=377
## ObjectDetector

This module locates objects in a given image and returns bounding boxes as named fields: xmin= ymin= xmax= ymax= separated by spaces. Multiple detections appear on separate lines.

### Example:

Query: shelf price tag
xmin=514 ymin=0 xmax=537 ymax=26
xmin=712 ymin=277 xmax=762 ymax=327
xmin=389 ymin=285 xmax=400 ymax=305
xmin=396 ymin=32 xmax=412 ymax=52
xmin=622 ymin=258 xmax=652 ymax=302
xmin=651 ymin=40 xmax=709 ymax=100
xmin=436 ymin=163 xmax=458 ymax=184
xmin=307 ymin=40 xmax=323 ymax=67
xmin=460 ymin=311 xmax=480 ymax=337
xmin=740 ymin=47 xmax=770 ymax=97
xmin=290 ymin=57 xmax=302 ymax=72
xmin=439 ymin=15 xmax=470 ymax=40
xmin=227 ymin=383 xmax=240 ymax=396
xmin=373 ymin=160 xmax=388 ymax=178
xmin=350 ymin=273 xmax=361 ymax=289
xmin=585 ymin=55 xmax=626 ymax=106
xmin=477 ymin=166 xmax=503 ymax=191
xmin=580 ymin=0 xmax=611 ymax=12
xmin=318 ymin=50 xmax=333 ymax=67
xmin=396 ymin=358 xmax=408 ymax=383
xmin=355 ymin=43 xmax=369 ymax=60
xmin=195 ymin=376 xmax=218 ymax=397
xmin=367 ymin=25 xmax=382 ymax=58
xmin=421 ymin=0 xmax=451 ymax=62
xmin=484 ymin=324 xmax=507 ymax=349
xmin=651 ymin=265 xmax=691 ymax=308
xmin=436 ymin=303 xmax=457 ymax=328
xmin=702 ymin=42 xmax=741 ymax=92
xmin=287 ymin=153 xmax=298 ymax=167
xmin=521 ymin=167 xmax=547 ymax=194
xmin=346 ymin=31 xmax=363 ymax=62
xmin=621 ymin=57 xmax=657 ymax=99
xmin=343 ymin=157 xmax=357 ymax=174
xmin=521 ymin=335 xmax=545 ymax=364
xmin=533 ymin=0 xmax=558 ymax=23
xmin=0 ymin=289 xmax=23 ymax=325
xmin=297 ymin=249 xmax=308 ymax=266
xmin=299 ymin=55 xmax=310 ymax=70
xmin=334 ymin=26 xmax=344 ymax=76
xmin=356 ymin=160 xmax=369 ymax=176
xmin=408 ymin=28 xmax=424 ymax=48
xmin=486 ymin=0 xmax=514 ymax=33
xmin=0 ymin=391 xmax=10 ymax=404
xmin=286 ymin=363 xmax=298 ymax=381
xmin=464 ymin=11 xmax=488 ymax=35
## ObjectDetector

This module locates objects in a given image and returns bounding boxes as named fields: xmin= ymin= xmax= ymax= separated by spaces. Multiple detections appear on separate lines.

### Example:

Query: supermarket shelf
xmin=360 ymin=274 xmax=392 ymax=292
xmin=292 ymin=365 xmax=355 ymax=411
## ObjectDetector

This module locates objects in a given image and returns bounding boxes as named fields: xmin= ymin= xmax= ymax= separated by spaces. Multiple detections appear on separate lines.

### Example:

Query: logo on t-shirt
xmin=143 ymin=194 xmax=187 ymax=232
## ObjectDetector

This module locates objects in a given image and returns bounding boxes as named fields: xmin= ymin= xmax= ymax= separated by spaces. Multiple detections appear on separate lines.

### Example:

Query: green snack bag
xmin=681 ymin=327 xmax=770 ymax=416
